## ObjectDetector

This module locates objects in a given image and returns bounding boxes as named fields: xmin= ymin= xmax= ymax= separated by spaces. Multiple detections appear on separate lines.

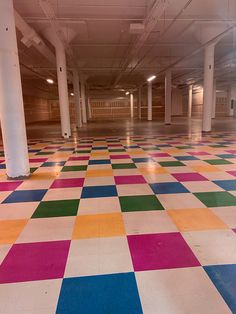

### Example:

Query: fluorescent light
xmin=125 ymin=91 xmax=130 ymax=95
xmin=46 ymin=78 xmax=54 ymax=84
xmin=147 ymin=75 xmax=156 ymax=82
xmin=70 ymin=92 xmax=74 ymax=96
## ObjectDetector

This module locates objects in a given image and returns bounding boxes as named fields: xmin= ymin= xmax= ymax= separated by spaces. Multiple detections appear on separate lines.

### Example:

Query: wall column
xmin=72 ymin=68 xmax=82 ymax=128
xmin=147 ymin=82 xmax=152 ymax=121
xmin=212 ymin=79 xmax=216 ymax=119
xmin=202 ymin=44 xmax=215 ymax=132
xmin=81 ymin=79 xmax=87 ymax=124
xmin=0 ymin=0 xmax=30 ymax=178
xmin=138 ymin=86 xmax=142 ymax=119
xmin=165 ymin=69 xmax=172 ymax=124
xmin=130 ymin=93 xmax=134 ymax=119
xmin=188 ymin=84 xmax=193 ymax=118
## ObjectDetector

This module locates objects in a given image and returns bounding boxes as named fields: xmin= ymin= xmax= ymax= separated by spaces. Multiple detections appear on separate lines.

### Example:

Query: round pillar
xmin=202 ymin=44 xmax=215 ymax=132
xmin=81 ymin=80 xmax=87 ymax=124
xmin=130 ymin=93 xmax=134 ymax=119
xmin=165 ymin=70 xmax=172 ymax=125
xmin=147 ymin=82 xmax=152 ymax=121
xmin=72 ymin=69 xmax=82 ymax=128
xmin=0 ymin=0 xmax=30 ymax=178
xmin=55 ymin=45 xmax=71 ymax=138
xmin=188 ymin=85 xmax=193 ymax=118
xmin=138 ymin=86 xmax=142 ymax=119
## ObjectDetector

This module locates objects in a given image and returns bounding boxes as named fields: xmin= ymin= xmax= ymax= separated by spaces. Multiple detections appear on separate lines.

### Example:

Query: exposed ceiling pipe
xmin=141 ymin=22 xmax=236 ymax=88
xmin=14 ymin=10 xmax=55 ymax=65
xmin=111 ymin=0 xmax=171 ymax=87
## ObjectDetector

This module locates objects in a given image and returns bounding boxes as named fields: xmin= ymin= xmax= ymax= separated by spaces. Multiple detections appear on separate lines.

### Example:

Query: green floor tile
xmin=159 ymin=161 xmax=185 ymax=167
xmin=32 ymin=199 xmax=80 ymax=218
xmin=74 ymin=150 xmax=91 ymax=154
xmin=142 ymin=147 xmax=160 ymax=151
xmin=175 ymin=146 xmax=193 ymax=149
xmin=30 ymin=167 xmax=38 ymax=173
xmin=206 ymin=159 xmax=233 ymax=165
xmin=194 ymin=192 xmax=236 ymax=207
xmin=62 ymin=165 xmax=87 ymax=172
xmin=36 ymin=152 xmax=54 ymax=155
xmin=109 ymin=149 xmax=125 ymax=152
xmin=119 ymin=195 xmax=164 ymax=212
xmin=112 ymin=163 xmax=137 ymax=169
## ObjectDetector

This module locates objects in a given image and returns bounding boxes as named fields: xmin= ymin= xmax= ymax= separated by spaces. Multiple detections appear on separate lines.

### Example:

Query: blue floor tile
xmin=56 ymin=273 xmax=143 ymax=314
xmin=175 ymin=156 xmax=198 ymax=161
xmin=216 ymin=154 xmax=236 ymax=159
xmin=213 ymin=180 xmax=236 ymax=191
xmin=133 ymin=158 xmax=153 ymax=163
xmin=81 ymin=185 xmax=118 ymax=198
xmin=2 ymin=189 xmax=47 ymax=203
xmin=204 ymin=264 xmax=236 ymax=313
xmin=88 ymin=159 xmax=111 ymax=165
xmin=42 ymin=162 xmax=66 ymax=167
xmin=150 ymin=182 xmax=189 ymax=194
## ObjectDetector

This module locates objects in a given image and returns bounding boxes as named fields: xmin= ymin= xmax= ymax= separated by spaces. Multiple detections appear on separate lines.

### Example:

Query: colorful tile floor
xmin=0 ymin=132 xmax=236 ymax=313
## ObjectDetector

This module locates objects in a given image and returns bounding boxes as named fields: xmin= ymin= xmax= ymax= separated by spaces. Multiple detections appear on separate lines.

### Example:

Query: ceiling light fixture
xmin=70 ymin=92 xmax=74 ymax=96
xmin=147 ymin=75 xmax=156 ymax=82
xmin=46 ymin=78 xmax=54 ymax=84
xmin=125 ymin=91 xmax=130 ymax=95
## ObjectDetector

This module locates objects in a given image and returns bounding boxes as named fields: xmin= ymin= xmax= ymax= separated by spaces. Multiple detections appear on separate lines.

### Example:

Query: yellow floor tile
xmin=167 ymin=208 xmax=228 ymax=232
xmin=86 ymin=169 xmax=113 ymax=177
xmin=72 ymin=213 xmax=125 ymax=239
xmin=0 ymin=219 xmax=28 ymax=244
xmin=90 ymin=151 xmax=109 ymax=157
xmin=191 ymin=165 xmax=221 ymax=172
xmin=139 ymin=167 xmax=167 ymax=175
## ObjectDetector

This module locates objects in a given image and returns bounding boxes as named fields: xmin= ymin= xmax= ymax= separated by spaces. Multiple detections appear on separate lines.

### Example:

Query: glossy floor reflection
xmin=0 ymin=131 xmax=236 ymax=313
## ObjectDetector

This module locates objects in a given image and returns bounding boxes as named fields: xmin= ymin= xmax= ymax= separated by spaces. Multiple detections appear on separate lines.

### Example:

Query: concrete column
xmin=130 ymin=93 xmax=134 ymax=119
xmin=72 ymin=69 xmax=82 ymax=128
xmin=212 ymin=79 xmax=216 ymax=119
xmin=202 ymin=44 xmax=215 ymax=132
xmin=81 ymin=79 xmax=87 ymax=124
xmin=165 ymin=70 xmax=172 ymax=124
xmin=55 ymin=45 xmax=71 ymax=138
xmin=188 ymin=85 xmax=193 ymax=118
xmin=0 ymin=0 xmax=30 ymax=178
xmin=147 ymin=82 xmax=152 ymax=121
xmin=87 ymin=96 xmax=92 ymax=120
xmin=85 ymin=86 xmax=92 ymax=120
xmin=138 ymin=86 xmax=142 ymax=119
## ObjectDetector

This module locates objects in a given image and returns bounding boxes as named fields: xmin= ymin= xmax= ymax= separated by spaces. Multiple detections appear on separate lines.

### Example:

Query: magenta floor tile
xmin=127 ymin=232 xmax=200 ymax=271
xmin=188 ymin=152 xmax=211 ymax=156
xmin=226 ymin=150 xmax=236 ymax=154
xmin=228 ymin=171 xmax=236 ymax=177
xmin=50 ymin=178 xmax=84 ymax=188
xmin=150 ymin=153 xmax=170 ymax=157
xmin=110 ymin=154 xmax=130 ymax=159
xmin=172 ymin=173 xmax=208 ymax=182
xmin=0 ymin=241 xmax=70 ymax=283
xmin=0 ymin=181 xmax=23 ymax=191
xmin=114 ymin=175 xmax=146 ymax=185
xmin=69 ymin=156 xmax=90 ymax=161
xmin=29 ymin=158 xmax=48 ymax=163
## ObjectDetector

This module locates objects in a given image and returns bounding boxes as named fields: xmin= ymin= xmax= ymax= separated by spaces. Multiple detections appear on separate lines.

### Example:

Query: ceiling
xmin=13 ymin=0 xmax=236 ymax=98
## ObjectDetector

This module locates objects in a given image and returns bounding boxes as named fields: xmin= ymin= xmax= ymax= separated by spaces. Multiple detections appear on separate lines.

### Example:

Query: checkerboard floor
xmin=1 ymin=132 xmax=236 ymax=313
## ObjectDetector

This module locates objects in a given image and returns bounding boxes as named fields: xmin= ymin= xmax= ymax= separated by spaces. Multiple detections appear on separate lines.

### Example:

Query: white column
xmin=130 ymin=93 xmax=134 ymax=119
xmin=87 ymin=96 xmax=92 ymax=120
xmin=0 ymin=0 xmax=30 ymax=178
xmin=165 ymin=70 xmax=172 ymax=124
xmin=81 ymin=79 xmax=87 ymax=124
xmin=202 ymin=44 xmax=215 ymax=132
xmin=188 ymin=85 xmax=193 ymax=118
xmin=138 ymin=86 xmax=142 ymax=119
xmin=55 ymin=45 xmax=71 ymax=138
xmin=147 ymin=82 xmax=152 ymax=121
xmin=72 ymin=69 xmax=82 ymax=128
xmin=212 ymin=79 xmax=216 ymax=119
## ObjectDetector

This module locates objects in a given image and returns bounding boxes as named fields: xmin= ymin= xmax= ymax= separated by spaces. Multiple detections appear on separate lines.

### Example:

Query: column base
xmin=165 ymin=123 xmax=171 ymax=125
xmin=7 ymin=174 xmax=30 ymax=180
xmin=202 ymin=130 xmax=211 ymax=133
